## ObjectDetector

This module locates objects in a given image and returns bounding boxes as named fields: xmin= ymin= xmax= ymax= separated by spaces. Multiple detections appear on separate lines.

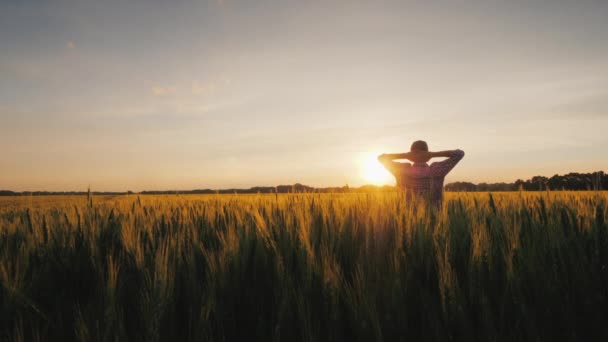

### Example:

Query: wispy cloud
xmin=191 ymin=76 xmax=231 ymax=95
xmin=550 ymin=92 xmax=608 ymax=118
xmin=191 ymin=81 xmax=216 ymax=95
xmin=151 ymin=85 xmax=177 ymax=97
xmin=152 ymin=75 xmax=231 ymax=98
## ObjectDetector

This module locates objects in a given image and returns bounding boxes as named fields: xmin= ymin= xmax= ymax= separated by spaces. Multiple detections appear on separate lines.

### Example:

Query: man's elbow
xmin=454 ymin=149 xmax=465 ymax=158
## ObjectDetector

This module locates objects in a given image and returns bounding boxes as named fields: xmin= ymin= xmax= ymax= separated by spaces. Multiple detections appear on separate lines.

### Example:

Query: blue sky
xmin=1 ymin=0 xmax=607 ymax=191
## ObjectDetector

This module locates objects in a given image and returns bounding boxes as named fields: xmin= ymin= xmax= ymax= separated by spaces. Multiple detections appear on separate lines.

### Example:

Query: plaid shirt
xmin=383 ymin=150 xmax=464 ymax=207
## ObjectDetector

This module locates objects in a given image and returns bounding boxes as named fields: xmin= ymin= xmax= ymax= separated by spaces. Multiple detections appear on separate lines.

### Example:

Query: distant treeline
xmin=1 ymin=171 xmax=605 ymax=196
xmin=141 ymin=184 xmax=396 ymax=195
xmin=445 ymin=171 xmax=607 ymax=192
xmin=0 ymin=191 xmax=133 ymax=197
xmin=0 ymin=184 xmax=395 ymax=196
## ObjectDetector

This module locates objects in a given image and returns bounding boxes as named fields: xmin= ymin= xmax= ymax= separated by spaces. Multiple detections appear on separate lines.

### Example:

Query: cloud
xmin=552 ymin=92 xmax=608 ymax=118
xmin=151 ymin=85 xmax=176 ymax=97
xmin=191 ymin=80 xmax=216 ymax=95
xmin=67 ymin=41 xmax=75 ymax=49
xmin=191 ymin=76 xmax=231 ymax=95
xmin=152 ymin=75 xmax=230 ymax=97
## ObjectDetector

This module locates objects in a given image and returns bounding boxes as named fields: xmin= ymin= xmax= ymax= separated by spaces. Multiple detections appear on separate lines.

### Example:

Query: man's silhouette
xmin=378 ymin=140 xmax=464 ymax=208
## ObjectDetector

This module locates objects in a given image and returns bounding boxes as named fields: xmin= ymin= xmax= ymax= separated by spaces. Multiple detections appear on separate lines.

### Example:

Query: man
xmin=378 ymin=140 xmax=464 ymax=208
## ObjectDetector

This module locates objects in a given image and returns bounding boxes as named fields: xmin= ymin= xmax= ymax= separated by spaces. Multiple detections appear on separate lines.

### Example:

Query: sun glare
xmin=360 ymin=154 xmax=393 ymax=185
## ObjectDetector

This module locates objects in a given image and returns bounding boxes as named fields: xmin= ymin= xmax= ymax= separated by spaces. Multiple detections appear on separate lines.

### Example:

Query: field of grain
xmin=1 ymin=192 xmax=607 ymax=341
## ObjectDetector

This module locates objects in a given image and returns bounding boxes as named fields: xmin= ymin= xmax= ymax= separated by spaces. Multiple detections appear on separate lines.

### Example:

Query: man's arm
xmin=429 ymin=150 xmax=464 ymax=158
xmin=379 ymin=151 xmax=434 ymax=161
xmin=377 ymin=153 xmax=411 ymax=176
xmin=429 ymin=149 xmax=465 ymax=176
xmin=378 ymin=152 xmax=410 ymax=161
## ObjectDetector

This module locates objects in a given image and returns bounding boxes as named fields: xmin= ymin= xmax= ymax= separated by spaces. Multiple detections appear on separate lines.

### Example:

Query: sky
xmin=1 ymin=0 xmax=607 ymax=191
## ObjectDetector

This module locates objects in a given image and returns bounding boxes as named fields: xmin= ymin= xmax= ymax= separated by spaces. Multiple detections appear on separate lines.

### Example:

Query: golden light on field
xmin=360 ymin=153 xmax=393 ymax=185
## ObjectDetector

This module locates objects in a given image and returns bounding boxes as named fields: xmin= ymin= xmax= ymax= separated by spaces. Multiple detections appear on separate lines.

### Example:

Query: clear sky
xmin=1 ymin=0 xmax=607 ymax=191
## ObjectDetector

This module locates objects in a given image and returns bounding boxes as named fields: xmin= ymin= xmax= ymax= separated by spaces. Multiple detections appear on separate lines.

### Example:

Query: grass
xmin=0 ymin=191 xmax=607 ymax=341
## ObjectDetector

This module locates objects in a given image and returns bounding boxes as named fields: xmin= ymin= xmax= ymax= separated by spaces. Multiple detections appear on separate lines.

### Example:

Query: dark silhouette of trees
xmin=446 ymin=171 xmax=607 ymax=192
xmin=2 ymin=171 xmax=606 ymax=196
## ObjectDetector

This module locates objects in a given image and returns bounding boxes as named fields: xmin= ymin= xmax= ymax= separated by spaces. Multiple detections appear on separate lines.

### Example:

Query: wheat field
xmin=1 ymin=192 xmax=607 ymax=341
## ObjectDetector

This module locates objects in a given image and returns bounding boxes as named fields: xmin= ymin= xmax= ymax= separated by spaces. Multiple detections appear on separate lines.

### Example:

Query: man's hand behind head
xmin=408 ymin=150 xmax=431 ymax=163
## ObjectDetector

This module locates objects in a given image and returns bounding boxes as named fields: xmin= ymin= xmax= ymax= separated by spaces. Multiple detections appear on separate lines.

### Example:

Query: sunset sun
xmin=360 ymin=154 xmax=393 ymax=185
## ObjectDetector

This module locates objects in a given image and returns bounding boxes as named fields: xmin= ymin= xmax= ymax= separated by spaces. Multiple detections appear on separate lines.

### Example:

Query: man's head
xmin=410 ymin=140 xmax=431 ymax=163
xmin=410 ymin=140 xmax=428 ymax=153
